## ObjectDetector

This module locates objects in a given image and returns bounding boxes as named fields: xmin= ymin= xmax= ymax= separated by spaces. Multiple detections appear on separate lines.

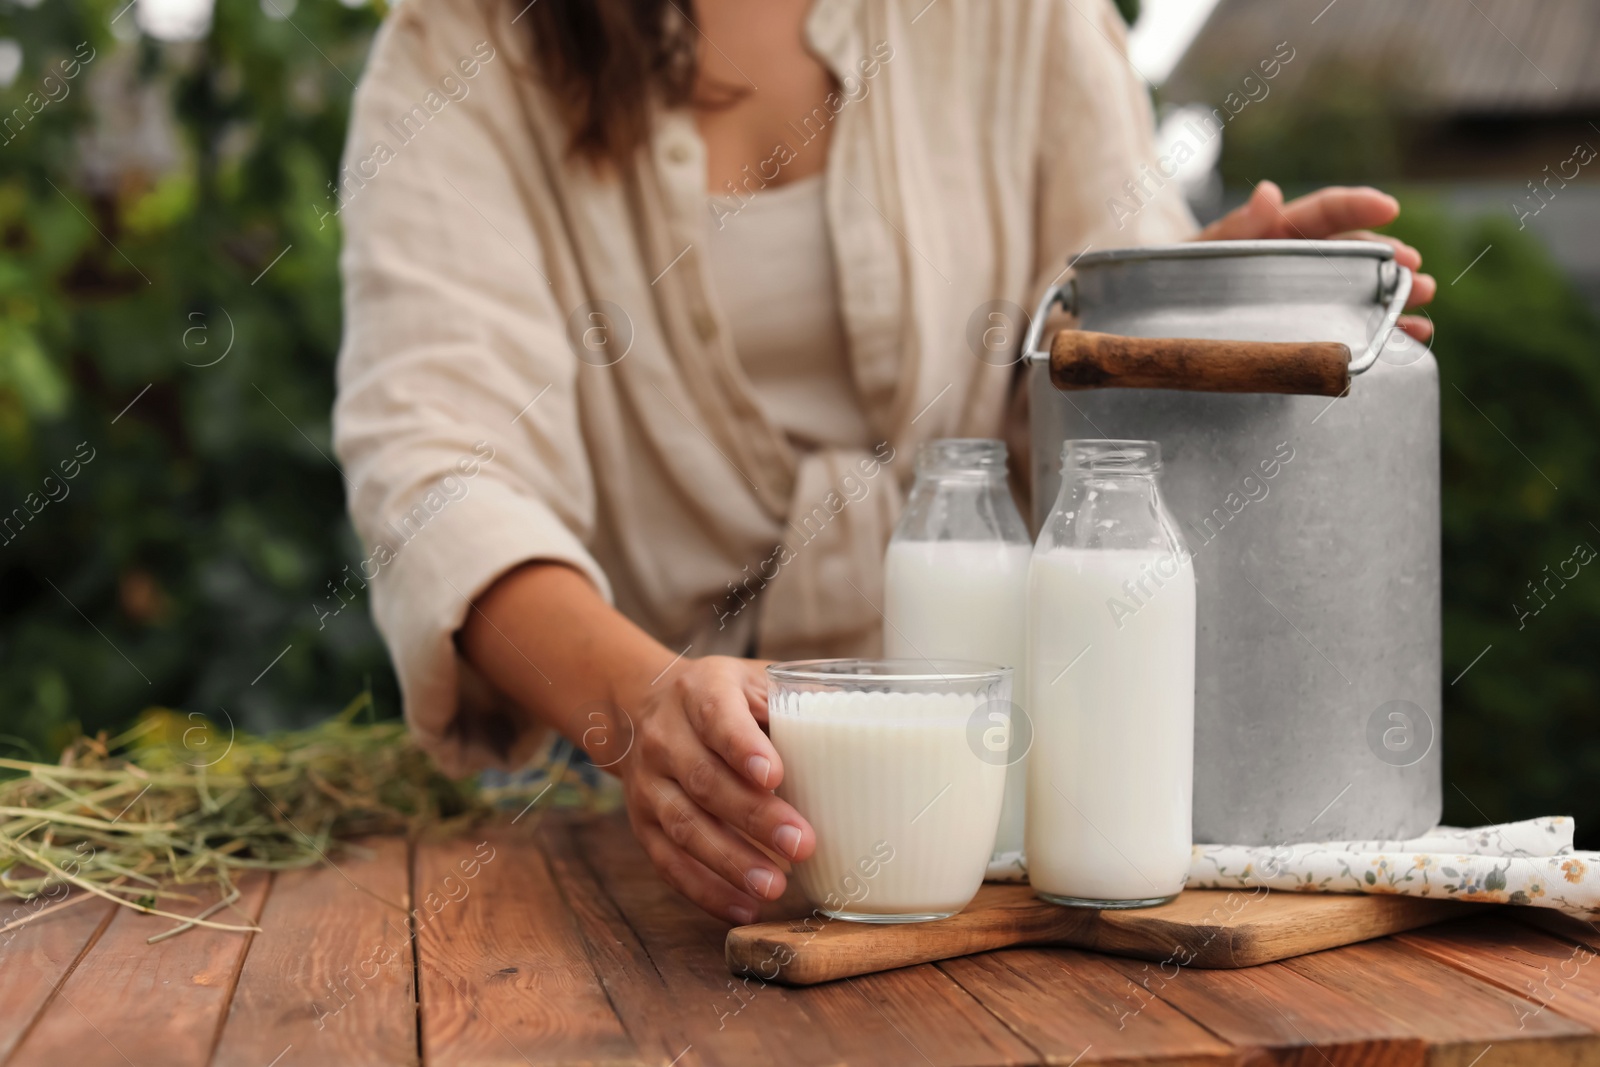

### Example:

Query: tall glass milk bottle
xmin=883 ymin=439 xmax=1032 ymax=870
xmin=1027 ymin=439 xmax=1195 ymax=907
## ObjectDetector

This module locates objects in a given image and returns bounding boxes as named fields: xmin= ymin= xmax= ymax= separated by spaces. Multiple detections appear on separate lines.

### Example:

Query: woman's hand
xmin=460 ymin=563 xmax=814 ymax=925
xmin=616 ymin=655 xmax=815 ymax=925
xmin=1195 ymin=180 xmax=1436 ymax=342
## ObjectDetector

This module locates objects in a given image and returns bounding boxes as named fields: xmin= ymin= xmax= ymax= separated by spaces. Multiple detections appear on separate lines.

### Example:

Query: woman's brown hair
xmin=520 ymin=0 xmax=702 ymax=169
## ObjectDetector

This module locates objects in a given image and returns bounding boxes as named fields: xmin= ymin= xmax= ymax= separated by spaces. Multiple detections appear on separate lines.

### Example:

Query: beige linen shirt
xmin=333 ymin=0 xmax=1196 ymax=775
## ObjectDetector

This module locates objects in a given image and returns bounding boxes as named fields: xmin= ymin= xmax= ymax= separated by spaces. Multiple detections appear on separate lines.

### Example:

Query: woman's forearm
xmin=459 ymin=560 xmax=815 ymax=924
xmin=459 ymin=561 xmax=676 ymax=765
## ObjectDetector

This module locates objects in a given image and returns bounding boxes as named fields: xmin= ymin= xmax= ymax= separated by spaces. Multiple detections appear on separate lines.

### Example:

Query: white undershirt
xmin=704 ymin=174 xmax=873 ymax=450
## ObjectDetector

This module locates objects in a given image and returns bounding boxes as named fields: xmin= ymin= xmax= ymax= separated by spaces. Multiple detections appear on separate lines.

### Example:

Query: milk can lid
xmin=1071 ymin=238 xmax=1394 ymax=271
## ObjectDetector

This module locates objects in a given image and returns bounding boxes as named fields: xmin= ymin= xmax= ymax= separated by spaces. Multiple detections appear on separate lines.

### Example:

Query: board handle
xmin=727 ymin=917 xmax=1029 ymax=986
xmin=1050 ymin=331 xmax=1352 ymax=397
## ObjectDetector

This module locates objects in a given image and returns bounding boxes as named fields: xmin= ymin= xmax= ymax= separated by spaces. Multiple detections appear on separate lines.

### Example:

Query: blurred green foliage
xmin=0 ymin=0 xmax=395 ymax=761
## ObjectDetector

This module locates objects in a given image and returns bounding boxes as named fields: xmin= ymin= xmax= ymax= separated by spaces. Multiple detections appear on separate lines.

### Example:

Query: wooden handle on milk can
xmin=1049 ymin=331 xmax=1352 ymax=397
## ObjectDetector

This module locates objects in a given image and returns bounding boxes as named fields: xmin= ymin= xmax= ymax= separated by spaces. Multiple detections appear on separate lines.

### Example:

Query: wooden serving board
xmin=726 ymin=884 xmax=1481 ymax=985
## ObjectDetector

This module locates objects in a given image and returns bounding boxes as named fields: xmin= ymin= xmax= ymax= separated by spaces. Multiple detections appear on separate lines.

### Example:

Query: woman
xmin=333 ymin=0 xmax=1435 ymax=925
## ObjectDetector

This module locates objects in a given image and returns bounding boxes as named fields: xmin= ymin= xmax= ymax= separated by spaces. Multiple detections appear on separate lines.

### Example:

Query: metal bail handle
xmin=1020 ymin=280 xmax=1073 ymax=366
xmin=1021 ymin=259 xmax=1414 ymax=392
xmin=1349 ymin=259 xmax=1413 ymax=375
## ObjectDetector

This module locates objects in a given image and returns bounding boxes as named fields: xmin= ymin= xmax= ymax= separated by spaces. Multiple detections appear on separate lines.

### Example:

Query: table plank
xmin=211 ymin=838 xmax=417 ymax=1067
xmin=567 ymin=814 xmax=1044 ymax=1067
xmin=0 ymin=894 xmax=116 ymax=1061
xmin=415 ymin=827 xmax=640 ymax=1067
xmin=1102 ymin=954 xmax=1428 ymax=1066
xmin=536 ymin=816 xmax=751 ymax=1067
xmin=552 ymin=814 xmax=849 ymax=1066
xmin=799 ymin=967 xmax=1039 ymax=1067
xmin=7 ymin=872 xmax=270 ymax=1067
xmin=937 ymin=949 xmax=1235 ymax=1066
xmin=1515 ymin=909 xmax=1600 ymax=954
xmin=1285 ymin=938 xmax=1600 ymax=1066
xmin=1396 ymin=916 xmax=1600 ymax=1032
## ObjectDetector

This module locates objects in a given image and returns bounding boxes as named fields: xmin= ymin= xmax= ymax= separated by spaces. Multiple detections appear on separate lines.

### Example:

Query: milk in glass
xmin=1026 ymin=440 xmax=1195 ymax=907
xmin=768 ymin=662 xmax=1011 ymax=921
xmin=883 ymin=440 xmax=1032 ymax=866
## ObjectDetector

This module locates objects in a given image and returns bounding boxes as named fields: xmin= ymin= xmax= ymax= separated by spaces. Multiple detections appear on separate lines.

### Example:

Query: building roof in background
xmin=1165 ymin=0 xmax=1600 ymax=116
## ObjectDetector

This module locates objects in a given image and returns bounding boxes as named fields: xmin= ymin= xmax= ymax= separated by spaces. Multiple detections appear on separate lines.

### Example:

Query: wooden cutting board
xmin=726 ymin=884 xmax=1480 ymax=985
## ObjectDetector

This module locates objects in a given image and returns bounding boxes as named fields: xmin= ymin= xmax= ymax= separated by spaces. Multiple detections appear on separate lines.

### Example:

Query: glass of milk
xmin=882 ymin=440 xmax=1032 ymax=873
xmin=1027 ymin=440 xmax=1195 ymax=908
xmin=767 ymin=659 xmax=1011 ymax=923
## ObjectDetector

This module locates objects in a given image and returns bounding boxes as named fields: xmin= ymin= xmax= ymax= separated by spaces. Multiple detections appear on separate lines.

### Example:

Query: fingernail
xmin=746 ymin=754 xmax=771 ymax=787
xmin=746 ymin=868 xmax=776 ymax=898
xmin=774 ymin=824 xmax=802 ymax=858
xmin=730 ymin=905 xmax=756 ymax=926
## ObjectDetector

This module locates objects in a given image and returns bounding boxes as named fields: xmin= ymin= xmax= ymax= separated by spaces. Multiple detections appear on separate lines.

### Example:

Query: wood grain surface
xmin=0 ymin=894 xmax=115 ymax=1061
xmin=726 ymin=881 xmax=1477 ymax=985
xmin=1397 ymin=916 xmax=1600 ymax=1031
xmin=210 ymin=838 xmax=417 ymax=1067
xmin=1049 ymin=330 xmax=1353 ymax=396
xmin=0 ymin=811 xmax=1596 ymax=1067
xmin=939 ymin=949 xmax=1236 ymax=1066
xmin=8 ymin=872 xmax=270 ymax=1067
xmin=1285 ymin=937 xmax=1600 ymax=1066
xmin=1101 ymin=953 xmax=1429 ymax=1066
xmin=415 ymin=828 xmax=637 ymax=1067
xmin=572 ymin=814 xmax=1038 ymax=1067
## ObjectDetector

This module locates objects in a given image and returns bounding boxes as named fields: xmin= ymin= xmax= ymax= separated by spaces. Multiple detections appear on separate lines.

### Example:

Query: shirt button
xmin=667 ymin=142 xmax=692 ymax=164
xmin=693 ymin=311 xmax=718 ymax=342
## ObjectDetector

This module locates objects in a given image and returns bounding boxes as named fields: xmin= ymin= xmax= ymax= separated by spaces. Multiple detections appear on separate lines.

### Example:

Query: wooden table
xmin=3 ymin=811 xmax=1600 ymax=1067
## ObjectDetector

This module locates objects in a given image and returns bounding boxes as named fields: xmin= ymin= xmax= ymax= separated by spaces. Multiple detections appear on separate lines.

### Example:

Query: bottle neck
xmin=1044 ymin=440 xmax=1183 ymax=555
xmin=914 ymin=438 xmax=1007 ymax=480
xmin=913 ymin=468 xmax=1010 ymax=490
xmin=895 ymin=440 xmax=1027 ymax=545
xmin=1061 ymin=470 xmax=1158 ymax=493
xmin=1061 ymin=439 xmax=1160 ymax=478
xmin=1050 ymin=471 xmax=1160 ymax=529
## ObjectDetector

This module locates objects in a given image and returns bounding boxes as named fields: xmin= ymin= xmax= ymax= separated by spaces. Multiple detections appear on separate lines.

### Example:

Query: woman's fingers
xmin=648 ymin=778 xmax=790 ymax=902
xmin=674 ymin=664 xmax=815 ymax=860
xmin=1198 ymin=182 xmax=1405 ymax=243
xmin=668 ymin=731 xmax=814 ymax=863
xmin=680 ymin=658 xmax=786 ymax=791
xmin=1276 ymin=186 xmax=1399 ymax=239
xmin=623 ymin=655 xmax=819 ymax=923
xmin=741 ymin=660 xmax=773 ymax=723
xmin=1328 ymin=233 xmax=1436 ymax=313
xmin=1328 ymin=234 xmax=1436 ymax=312
xmin=1195 ymin=189 xmax=1438 ymax=320
xmin=634 ymin=818 xmax=765 ymax=925
xmin=1406 ymin=272 xmax=1437 ymax=310
xmin=1332 ymin=230 xmax=1421 ymax=270
xmin=1397 ymin=314 xmax=1434 ymax=342
xmin=1196 ymin=179 xmax=1283 ymax=241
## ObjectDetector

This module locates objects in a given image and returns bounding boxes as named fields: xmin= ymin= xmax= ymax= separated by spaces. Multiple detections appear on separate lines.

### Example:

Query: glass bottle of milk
xmin=883 ymin=439 xmax=1032 ymax=871
xmin=1026 ymin=439 xmax=1195 ymax=908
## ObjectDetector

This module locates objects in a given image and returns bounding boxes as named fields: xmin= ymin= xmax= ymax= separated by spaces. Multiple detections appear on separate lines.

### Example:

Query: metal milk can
xmin=1022 ymin=240 xmax=1440 ymax=845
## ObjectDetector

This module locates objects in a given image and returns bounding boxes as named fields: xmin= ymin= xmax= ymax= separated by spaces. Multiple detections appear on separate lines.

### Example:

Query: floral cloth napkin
xmin=1187 ymin=816 xmax=1600 ymax=918
xmin=990 ymin=817 xmax=1600 ymax=919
